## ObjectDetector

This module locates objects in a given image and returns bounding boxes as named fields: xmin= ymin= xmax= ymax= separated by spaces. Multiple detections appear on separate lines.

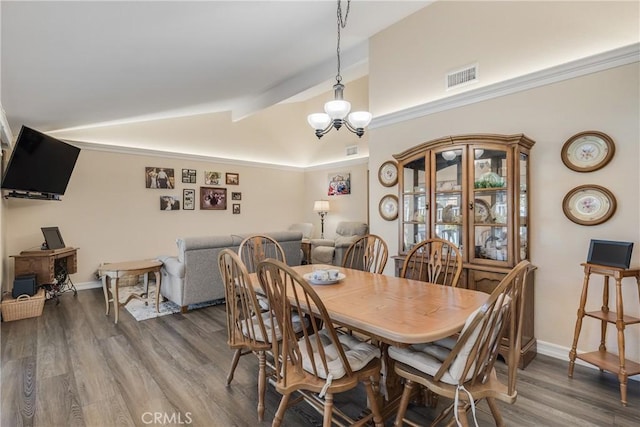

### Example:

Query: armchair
xmin=310 ymin=221 xmax=368 ymax=265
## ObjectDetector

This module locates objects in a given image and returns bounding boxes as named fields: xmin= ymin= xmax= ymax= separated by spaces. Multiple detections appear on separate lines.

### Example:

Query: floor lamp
xmin=313 ymin=200 xmax=330 ymax=239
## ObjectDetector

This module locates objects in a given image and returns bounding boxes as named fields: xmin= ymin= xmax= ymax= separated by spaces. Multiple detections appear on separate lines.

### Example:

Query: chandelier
xmin=307 ymin=0 xmax=372 ymax=139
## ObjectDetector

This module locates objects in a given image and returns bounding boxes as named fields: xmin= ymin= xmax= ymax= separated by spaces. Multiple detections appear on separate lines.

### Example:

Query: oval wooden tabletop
xmin=98 ymin=259 xmax=163 ymax=275
xmin=260 ymin=264 xmax=489 ymax=346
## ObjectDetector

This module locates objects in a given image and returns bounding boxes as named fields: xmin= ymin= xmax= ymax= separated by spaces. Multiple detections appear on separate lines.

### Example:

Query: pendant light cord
xmin=335 ymin=0 xmax=351 ymax=84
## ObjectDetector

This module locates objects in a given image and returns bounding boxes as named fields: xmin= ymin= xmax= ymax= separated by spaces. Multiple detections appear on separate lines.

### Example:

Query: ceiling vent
xmin=447 ymin=64 xmax=478 ymax=89
xmin=346 ymin=145 xmax=358 ymax=156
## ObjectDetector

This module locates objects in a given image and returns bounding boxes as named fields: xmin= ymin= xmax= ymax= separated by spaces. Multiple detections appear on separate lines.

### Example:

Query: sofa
xmin=310 ymin=221 xmax=368 ymax=266
xmin=158 ymin=231 xmax=303 ymax=312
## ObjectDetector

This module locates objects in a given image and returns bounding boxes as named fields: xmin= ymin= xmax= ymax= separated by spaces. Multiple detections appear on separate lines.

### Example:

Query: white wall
xmin=367 ymin=0 xmax=640 ymax=362
xmin=2 ymin=148 xmax=306 ymax=286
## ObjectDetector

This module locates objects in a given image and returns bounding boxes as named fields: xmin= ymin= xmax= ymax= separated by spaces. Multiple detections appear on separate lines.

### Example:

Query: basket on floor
xmin=1 ymin=288 xmax=45 ymax=321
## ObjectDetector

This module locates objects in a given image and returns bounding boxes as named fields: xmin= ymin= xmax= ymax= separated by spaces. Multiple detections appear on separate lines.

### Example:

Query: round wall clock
xmin=562 ymin=184 xmax=617 ymax=226
xmin=378 ymin=161 xmax=398 ymax=187
xmin=561 ymin=131 xmax=615 ymax=172
xmin=379 ymin=194 xmax=399 ymax=221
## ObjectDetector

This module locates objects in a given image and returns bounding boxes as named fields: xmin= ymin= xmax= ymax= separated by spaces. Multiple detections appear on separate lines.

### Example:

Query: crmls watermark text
xmin=141 ymin=412 xmax=193 ymax=425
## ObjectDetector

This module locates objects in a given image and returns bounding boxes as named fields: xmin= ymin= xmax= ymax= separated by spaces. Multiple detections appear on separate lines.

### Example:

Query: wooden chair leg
xmin=323 ymin=393 xmax=334 ymax=427
xmin=454 ymin=403 xmax=469 ymax=427
xmin=362 ymin=377 xmax=384 ymax=427
xmin=257 ymin=351 xmax=266 ymax=421
xmin=226 ymin=349 xmax=242 ymax=385
xmin=273 ymin=393 xmax=290 ymax=427
xmin=394 ymin=379 xmax=415 ymax=426
xmin=434 ymin=402 xmax=455 ymax=426
xmin=486 ymin=397 xmax=505 ymax=427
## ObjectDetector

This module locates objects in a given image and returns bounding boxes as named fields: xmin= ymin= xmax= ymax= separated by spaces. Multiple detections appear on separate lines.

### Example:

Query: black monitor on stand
xmin=41 ymin=227 xmax=66 ymax=250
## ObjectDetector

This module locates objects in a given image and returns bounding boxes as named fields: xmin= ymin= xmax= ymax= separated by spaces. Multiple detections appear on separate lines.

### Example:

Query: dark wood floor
xmin=2 ymin=288 xmax=639 ymax=426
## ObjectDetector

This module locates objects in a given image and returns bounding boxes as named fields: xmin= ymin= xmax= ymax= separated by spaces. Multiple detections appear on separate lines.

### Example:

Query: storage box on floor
xmin=1 ymin=288 xmax=45 ymax=321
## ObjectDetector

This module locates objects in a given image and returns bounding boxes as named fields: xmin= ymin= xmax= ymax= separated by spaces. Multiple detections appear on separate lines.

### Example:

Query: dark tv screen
xmin=1 ymin=126 xmax=80 ymax=196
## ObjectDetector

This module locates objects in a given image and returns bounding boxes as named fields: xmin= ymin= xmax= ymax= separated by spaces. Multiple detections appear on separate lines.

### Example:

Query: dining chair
xmin=400 ymin=238 xmax=463 ymax=287
xmin=238 ymin=234 xmax=286 ymax=273
xmin=256 ymin=258 xmax=384 ymax=427
xmin=389 ymin=260 xmax=534 ymax=427
xmin=218 ymin=249 xmax=280 ymax=421
xmin=342 ymin=234 xmax=389 ymax=274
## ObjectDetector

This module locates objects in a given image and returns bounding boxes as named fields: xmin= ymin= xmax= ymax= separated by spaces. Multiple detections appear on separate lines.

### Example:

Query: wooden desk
xmin=568 ymin=263 xmax=640 ymax=406
xmin=98 ymin=259 xmax=163 ymax=324
xmin=12 ymin=247 xmax=79 ymax=297
xmin=13 ymin=247 xmax=78 ymax=285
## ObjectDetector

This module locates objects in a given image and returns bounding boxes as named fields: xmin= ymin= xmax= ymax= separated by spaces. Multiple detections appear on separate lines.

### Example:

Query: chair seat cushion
xmin=299 ymin=329 xmax=381 ymax=380
xmin=390 ymin=294 xmax=511 ymax=384
xmin=242 ymin=311 xmax=308 ymax=343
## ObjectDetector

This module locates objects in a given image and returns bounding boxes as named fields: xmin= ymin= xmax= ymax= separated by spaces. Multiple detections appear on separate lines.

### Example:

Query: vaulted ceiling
xmin=1 ymin=1 xmax=429 ymax=135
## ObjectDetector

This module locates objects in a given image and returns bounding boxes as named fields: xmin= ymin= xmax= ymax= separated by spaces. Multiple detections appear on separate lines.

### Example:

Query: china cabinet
xmin=392 ymin=133 xmax=536 ymax=368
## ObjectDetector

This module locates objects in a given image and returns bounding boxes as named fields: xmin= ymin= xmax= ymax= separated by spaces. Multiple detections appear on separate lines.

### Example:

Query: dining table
xmin=253 ymin=263 xmax=489 ymax=416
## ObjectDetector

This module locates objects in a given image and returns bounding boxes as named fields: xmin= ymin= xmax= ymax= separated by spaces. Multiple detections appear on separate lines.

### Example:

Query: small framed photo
xmin=146 ymin=167 xmax=175 ymax=189
xmin=200 ymin=187 xmax=227 ymax=210
xmin=226 ymin=172 xmax=239 ymax=185
xmin=183 ymin=189 xmax=195 ymax=210
xmin=160 ymin=196 xmax=180 ymax=211
xmin=182 ymin=169 xmax=196 ymax=184
xmin=232 ymin=204 xmax=241 ymax=214
xmin=232 ymin=192 xmax=242 ymax=201
xmin=204 ymin=171 xmax=222 ymax=185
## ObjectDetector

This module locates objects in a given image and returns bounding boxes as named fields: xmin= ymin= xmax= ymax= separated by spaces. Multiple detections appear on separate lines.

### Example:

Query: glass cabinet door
xmin=471 ymin=147 xmax=509 ymax=264
xmin=401 ymin=156 xmax=427 ymax=252
xmin=433 ymin=149 xmax=464 ymax=251
xmin=518 ymin=152 xmax=529 ymax=261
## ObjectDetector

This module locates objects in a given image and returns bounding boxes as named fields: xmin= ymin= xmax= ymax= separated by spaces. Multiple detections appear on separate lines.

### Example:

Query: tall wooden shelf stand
xmin=568 ymin=262 xmax=640 ymax=406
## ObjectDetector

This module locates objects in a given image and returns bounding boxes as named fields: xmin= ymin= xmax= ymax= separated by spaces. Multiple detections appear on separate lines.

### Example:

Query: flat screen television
xmin=1 ymin=126 xmax=80 ymax=199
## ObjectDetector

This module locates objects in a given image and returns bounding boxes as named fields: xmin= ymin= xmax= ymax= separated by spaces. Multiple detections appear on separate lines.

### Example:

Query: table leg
xmin=101 ymin=275 xmax=110 ymax=315
xmin=569 ymin=269 xmax=591 ymax=377
xmin=154 ymin=270 xmax=162 ymax=313
xmin=614 ymin=276 xmax=628 ymax=406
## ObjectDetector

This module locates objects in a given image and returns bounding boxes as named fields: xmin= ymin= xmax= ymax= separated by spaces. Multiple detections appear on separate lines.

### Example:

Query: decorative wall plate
xmin=378 ymin=161 xmax=398 ymax=187
xmin=561 ymin=131 xmax=615 ymax=172
xmin=379 ymin=194 xmax=399 ymax=221
xmin=562 ymin=184 xmax=616 ymax=225
xmin=473 ymin=199 xmax=492 ymax=223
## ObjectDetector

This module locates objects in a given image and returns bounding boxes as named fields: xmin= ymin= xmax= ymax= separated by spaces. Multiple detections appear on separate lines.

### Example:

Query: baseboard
xmin=73 ymin=280 xmax=103 ymax=291
xmin=537 ymin=340 xmax=639 ymax=382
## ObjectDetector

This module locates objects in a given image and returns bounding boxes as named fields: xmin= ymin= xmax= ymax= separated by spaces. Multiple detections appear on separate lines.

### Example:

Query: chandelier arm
xmin=342 ymin=120 xmax=364 ymax=138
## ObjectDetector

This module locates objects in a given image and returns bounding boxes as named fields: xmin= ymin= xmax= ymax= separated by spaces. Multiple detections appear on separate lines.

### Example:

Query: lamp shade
xmin=307 ymin=113 xmax=331 ymax=130
xmin=324 ymin=99 xmax=351 ymax=120
xmin=347 ymin=111 xmax=372 ymax=128
xmin=313 ymin=200 xmax=330 ymax=213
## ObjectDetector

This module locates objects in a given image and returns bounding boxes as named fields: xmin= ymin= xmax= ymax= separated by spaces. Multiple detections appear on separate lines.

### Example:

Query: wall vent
xmin=346 ymin=145 xmax=358 ymax=156
xmin=447 ymin=64 xmax=478 ymax=89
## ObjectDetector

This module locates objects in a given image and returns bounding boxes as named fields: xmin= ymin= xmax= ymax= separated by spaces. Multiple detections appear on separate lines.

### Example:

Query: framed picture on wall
xmin=200 ymin=187 xmax=227 ymax=210
xmin=204 ymin=171 xmax=222 ymax=185
xmin=328 ymin=172 xmax=350 ymax=195
xmin=226 ymin=173 xmax=239 ymax=185
xmin=183 ymin=189 xmax=195 ymax=210
xmin=160 ymin=196 xmax=180 ymax=211
xmin=232 ymin=204 xmax=241 ymax=214
xmin=232 ymin=192 xmax=242 ymax=200
xmin=182 ymin=169 xmax=196 ymax=184
xmin=146 ymin=167 xmax=175 ymax=189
